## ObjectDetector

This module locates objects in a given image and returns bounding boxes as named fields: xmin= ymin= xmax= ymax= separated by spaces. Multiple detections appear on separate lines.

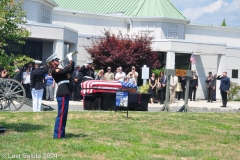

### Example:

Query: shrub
xmin=138 ymin=83 xmax=149 ymax=94
xmin=228 ymin=81 xmax=240 ymax=100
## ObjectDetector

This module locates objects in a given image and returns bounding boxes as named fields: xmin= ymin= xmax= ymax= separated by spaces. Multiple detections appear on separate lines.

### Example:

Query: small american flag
xmin=190 ymin=53 xmax=196 ymax=64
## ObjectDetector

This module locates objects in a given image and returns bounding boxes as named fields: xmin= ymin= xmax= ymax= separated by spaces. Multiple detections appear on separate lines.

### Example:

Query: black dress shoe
xmin=190 ymin=99 xmax=192 ymax=101
xmin=193 ymin=99 xmax=195 ymax=101
xmin=207 ymin=100 xmax=210 ymax=102
xmin=220 ymin=105 xmax=226 ymax=107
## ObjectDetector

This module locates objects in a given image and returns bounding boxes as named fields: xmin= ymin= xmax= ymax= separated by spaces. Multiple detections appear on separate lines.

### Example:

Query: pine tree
xmin=221 ymin=18 xmax=227 ymax=26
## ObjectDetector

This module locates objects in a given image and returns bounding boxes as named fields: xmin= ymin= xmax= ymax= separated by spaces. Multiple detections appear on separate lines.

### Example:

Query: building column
xmin=216 ymin=54 xmax=226 ymax=99
xmin=69 ymin=43 xmax=78 ymax=65
xmin=53 ymin=40 xmax=65 ymax=61
xmin=166 ymin=51 xmax=175 ymax=69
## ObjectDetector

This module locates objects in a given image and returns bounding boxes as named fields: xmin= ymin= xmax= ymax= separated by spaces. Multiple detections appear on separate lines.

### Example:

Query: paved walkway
xmin=149 ymin=99 xmax=240 ymax=113
xmin=16 ymin=99 xmax=240 ymax=113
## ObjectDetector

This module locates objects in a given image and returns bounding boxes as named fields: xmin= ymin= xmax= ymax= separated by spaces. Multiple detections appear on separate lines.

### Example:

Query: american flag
xmin=190 ymin=53 xmax=196 ymax=64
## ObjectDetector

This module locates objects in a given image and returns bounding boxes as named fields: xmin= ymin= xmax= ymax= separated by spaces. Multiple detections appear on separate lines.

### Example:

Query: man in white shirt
xmin=115 ymin=67 xmax=126 ymax=82
xmin=170 ymin=75 xmax=178 ymax=103
xmin=22 ymin=67 xmax=31 ymax=98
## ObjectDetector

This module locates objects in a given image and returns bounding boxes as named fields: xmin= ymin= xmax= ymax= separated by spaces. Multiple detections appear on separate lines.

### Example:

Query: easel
xmin=160 ymin=69 xmax=193 ymax=112
xmin=115 ymin=91 xmax=129 ymax=118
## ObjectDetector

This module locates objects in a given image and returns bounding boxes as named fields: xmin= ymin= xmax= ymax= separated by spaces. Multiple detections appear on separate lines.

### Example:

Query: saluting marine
xmin=46 ymin=52 xmax=75 ymax=139
xmin=30 ymin=60 xmax=46 ymax=112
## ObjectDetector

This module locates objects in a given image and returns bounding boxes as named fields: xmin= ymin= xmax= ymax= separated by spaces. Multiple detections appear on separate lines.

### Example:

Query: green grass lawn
xmin=0 ymin=111 xmax=240 ymax=160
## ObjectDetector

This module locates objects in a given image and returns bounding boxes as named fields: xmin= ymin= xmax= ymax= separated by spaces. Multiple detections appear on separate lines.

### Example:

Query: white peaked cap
xmin=46 ymin=54 xmax=60 ymax=63
xmin=86 ymin=60 xmax=93 ymax=64
xmin=34 ymin=60 xmax=42 ymax=64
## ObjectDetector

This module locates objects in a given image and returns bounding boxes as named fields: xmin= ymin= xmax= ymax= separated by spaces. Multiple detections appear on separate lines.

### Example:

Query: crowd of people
xmin=0 ymin=61 xmax=139 ymax=103
xmin=0 ymin=61 xmax=231 ymax=109
xmin=148 ymin=70 xmax=230 ymax=107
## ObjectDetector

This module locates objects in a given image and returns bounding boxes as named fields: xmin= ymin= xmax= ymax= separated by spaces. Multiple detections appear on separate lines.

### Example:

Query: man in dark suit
xmin=189 ymin=70 xmax=198 ymax=101
xmin=217 ymin=72 xmax=230 ymax=107
xmin=205 ymin=72 xmax=215 ymax=102
xmin=71 ymin=65 xmax=83 ymax=101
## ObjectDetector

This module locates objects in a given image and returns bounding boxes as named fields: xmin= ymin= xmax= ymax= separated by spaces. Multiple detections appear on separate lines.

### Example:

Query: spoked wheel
xmin=0 ymin=78 xmax=26 ymax=111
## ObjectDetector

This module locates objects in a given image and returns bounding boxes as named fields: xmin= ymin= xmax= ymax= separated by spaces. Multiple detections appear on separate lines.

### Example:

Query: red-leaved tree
xmin=85 ymin=30 xmax=162 ymax=73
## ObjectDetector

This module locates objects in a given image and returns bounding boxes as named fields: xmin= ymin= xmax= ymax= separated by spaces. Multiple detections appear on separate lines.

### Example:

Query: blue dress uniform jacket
xmin=52 ymin=62 xmax=74 ymax=97
xmin=79 ymin=65 xmax=95 ymax=79
xmin=30 ymin=68 xmax=45 ymax=90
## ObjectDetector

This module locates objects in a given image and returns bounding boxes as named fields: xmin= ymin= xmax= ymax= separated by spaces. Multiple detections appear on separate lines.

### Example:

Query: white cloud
xmin=223 ymin=0 xmax=240 ymax=12
xmin=182 ymin=0 xmax=227 ymax=20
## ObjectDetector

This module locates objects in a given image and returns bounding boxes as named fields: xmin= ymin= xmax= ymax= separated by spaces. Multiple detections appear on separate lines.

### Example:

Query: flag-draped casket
xmin=81 ymin=80 xmax=137 ymax=95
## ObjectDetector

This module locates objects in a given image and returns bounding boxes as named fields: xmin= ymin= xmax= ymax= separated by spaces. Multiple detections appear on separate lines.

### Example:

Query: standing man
xmin=104 ymin=66 xmax=114 ymax=81
xmin=169 ymin=75 xmax=178 ymax=103
xmin=115 ymin=66 xmax=126 ymax=82
xmin=205 ymin=72 xmax=215 ymax=102
xmin=30 ymin=60 xmax=45 ymax=112
xmin=217 ymin=72 xmax=230 ymax=107
xmin=189 ymin=70 xmax=198 ymax=101
xmin=127 ymin=66 xmax=138 ymax=85
xmin=72 ymin=65 xmax=83 ymax=101
xmin=177 ymin=76 xmax=186 ymax=100
xmin=80 ymin=60 xmax=95 ymax=79
xmin=46 ymin=53 xmax=74 ymax=139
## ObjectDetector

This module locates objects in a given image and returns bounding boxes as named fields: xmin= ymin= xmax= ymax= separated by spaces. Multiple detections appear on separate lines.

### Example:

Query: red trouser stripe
xmin=58 ymin=95 xmax=65 ymax=138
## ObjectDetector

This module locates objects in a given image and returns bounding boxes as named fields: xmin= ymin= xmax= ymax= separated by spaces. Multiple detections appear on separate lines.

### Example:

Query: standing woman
xmin=159 ymin=71 xmax=167 ymax=104
xmin=22 ymin=67 xmax=31 ymax=98
xmin=149 ymin=73 xmax=157 ymax=104
xmin=157 ymin=72 xmax=163 ymax=103
xmin=95 ymin=69 xmax=104 ymax=80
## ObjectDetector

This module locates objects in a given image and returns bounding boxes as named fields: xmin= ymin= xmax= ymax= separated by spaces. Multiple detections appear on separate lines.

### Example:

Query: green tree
xmin=221 ymin=18 xmax=227 ymax=26
xmin=0 ymin=0 xmax=33 ymax=76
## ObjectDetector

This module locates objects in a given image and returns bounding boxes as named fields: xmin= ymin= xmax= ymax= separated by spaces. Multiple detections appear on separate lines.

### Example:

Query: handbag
xmin=156 ymin=82 xmax=162 ymax=90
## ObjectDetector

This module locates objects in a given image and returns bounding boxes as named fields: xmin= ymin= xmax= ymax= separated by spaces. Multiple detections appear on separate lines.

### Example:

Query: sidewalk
xmin=38 ymin=99 xmax=240 ymax=113
xmin=148 ymin=99 xmax=240 ymax=113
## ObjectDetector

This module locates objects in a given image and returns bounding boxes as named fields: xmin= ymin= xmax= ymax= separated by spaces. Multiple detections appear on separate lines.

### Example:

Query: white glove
xmin=67 ymin=53 xmax=73 ymax=61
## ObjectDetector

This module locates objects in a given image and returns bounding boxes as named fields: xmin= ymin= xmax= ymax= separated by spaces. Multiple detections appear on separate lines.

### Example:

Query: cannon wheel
xmin=0 ymin=78 xmax=26 ymax=111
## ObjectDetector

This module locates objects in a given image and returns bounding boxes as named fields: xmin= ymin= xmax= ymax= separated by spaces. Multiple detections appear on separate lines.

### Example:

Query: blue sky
xmin=170 ymin=0 xmax=240 ymax=28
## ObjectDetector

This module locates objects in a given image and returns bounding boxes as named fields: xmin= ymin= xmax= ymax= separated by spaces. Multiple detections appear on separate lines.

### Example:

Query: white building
xmin=10 ymin=0 xmax=240 ymax=99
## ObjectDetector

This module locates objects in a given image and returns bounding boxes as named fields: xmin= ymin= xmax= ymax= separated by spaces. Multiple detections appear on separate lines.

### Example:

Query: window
xmin=127 ymin=23 xmax=130 ymax=32
xmin=175 ymin=53 xmax=191 ymax=70
xmin=232 ymin=70 xmax=238 ymax=78
xmin=42 ymin=6 xmax=51 ymax=23
xmin=167 ymin=25 xmax=178 ymax=39
xmin=140 ymin=24 xmax=155 ymax=35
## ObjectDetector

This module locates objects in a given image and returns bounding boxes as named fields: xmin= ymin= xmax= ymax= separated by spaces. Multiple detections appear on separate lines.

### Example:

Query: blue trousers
xmin=53 ymin=94 xmax=70 ymax=139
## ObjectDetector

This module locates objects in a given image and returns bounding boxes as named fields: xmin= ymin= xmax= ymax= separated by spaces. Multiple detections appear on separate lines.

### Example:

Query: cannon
xmin=0 ymin=78 xmax=53 ymax=111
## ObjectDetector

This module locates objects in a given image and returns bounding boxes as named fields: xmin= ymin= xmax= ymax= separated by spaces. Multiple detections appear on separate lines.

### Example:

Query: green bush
xmin=228 ymin=81 xmax=240 ymax=100
xmin=138 ymin=83 xmax=149 ymax=93
xmin=151 ymin=67 xmax=165 ymax=77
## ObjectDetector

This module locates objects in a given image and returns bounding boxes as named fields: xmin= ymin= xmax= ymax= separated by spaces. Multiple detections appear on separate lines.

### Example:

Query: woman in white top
xmin=22 ymin=67 xmax=31 ymax=98
xmin=127 ymin=72 xmax=136 ymax=84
